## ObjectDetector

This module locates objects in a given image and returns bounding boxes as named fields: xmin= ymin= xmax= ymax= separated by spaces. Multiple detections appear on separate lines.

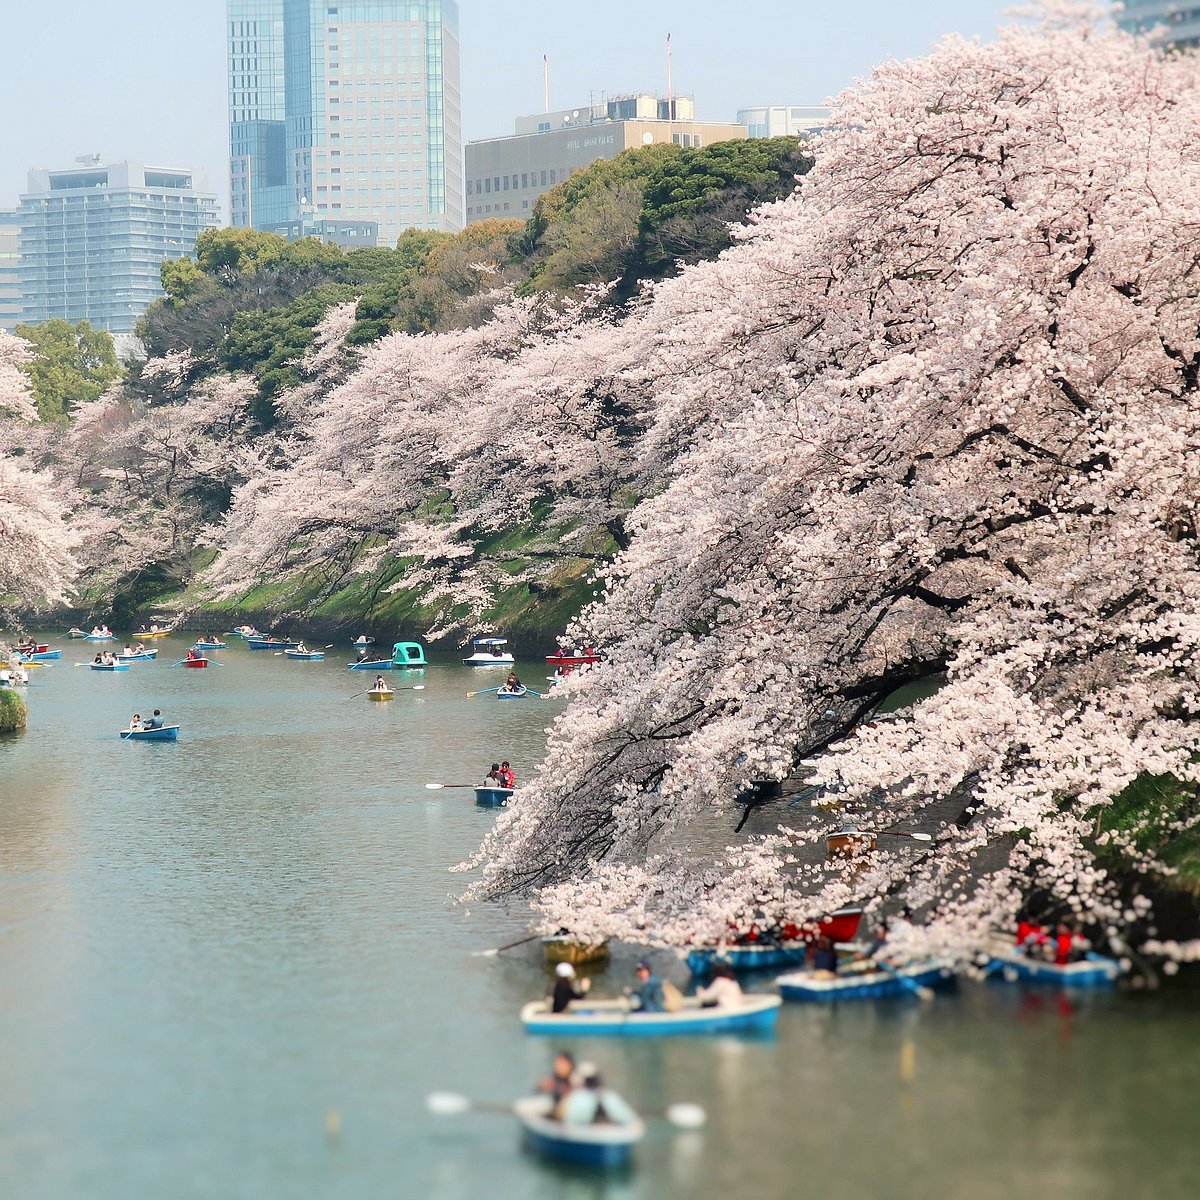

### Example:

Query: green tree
xmin=15 ymin=319 xmax=122 ymax=420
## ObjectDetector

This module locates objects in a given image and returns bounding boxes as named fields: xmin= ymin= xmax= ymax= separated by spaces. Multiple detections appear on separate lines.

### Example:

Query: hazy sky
xmin=0 ymin=0 xmax=1014 ymax=215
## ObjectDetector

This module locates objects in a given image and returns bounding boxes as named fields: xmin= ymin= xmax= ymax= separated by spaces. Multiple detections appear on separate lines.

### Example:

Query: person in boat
xmin=93 ymin=653 xmax=103 ymax=664
xmin=123 ymin=645 xmax=134 ymax=656
xmin=356 ymin=647 xmax=369 ymax=663
xmin=1052 ymin=922 xmax=1086 ymax=965
xmin=1015 ymin=915 xmax=1047 ymax=949
xmin=536 ymin=1051 xmax=576 ymax=1112
xmin=561 ymin=1064 xmax=639 ymax=1127
xmin=504 ymin=672 xmax=522 ymax=691
xmin=144 ymin=709 xmax=164 ymax=730
xmin=696 ymin=962 xmax=745 ymax=1009
xmin=135 ymin=642 xmax=146 ymax=654
xmin=295 ymin=641 xmax=308 ymax=654
xmin=373 ymin=675 xmax=389 ymax=691
xmin=130 ymin=713 xmax=144 ymax=732
xmin=808 ymin=936 xmax=838 ymax=979
xmin=484 ymin=763 xmax=503 ymax=787
xmin=626 ymin=961 xmax=665 ymax=1013
xmin=551 ymin=962 xmax=591 ymax=1013
xmin=499 ymin=761 xmax=515 ymax=789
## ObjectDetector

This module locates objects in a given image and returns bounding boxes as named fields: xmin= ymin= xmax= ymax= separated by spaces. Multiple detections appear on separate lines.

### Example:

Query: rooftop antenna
xmin=666 ymin=32 xmax=673 ymax=122
xmin=543 ymin=54 xmax=549 ymax=115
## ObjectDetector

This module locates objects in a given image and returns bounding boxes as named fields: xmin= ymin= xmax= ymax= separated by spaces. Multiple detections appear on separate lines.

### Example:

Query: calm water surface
xmin=1 ymin=634 xmax=1197 ymax=1200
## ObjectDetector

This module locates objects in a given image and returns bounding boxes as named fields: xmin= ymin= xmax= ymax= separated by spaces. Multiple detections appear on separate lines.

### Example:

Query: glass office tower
xmin=1115 ymin=0 xmax=1200 ymax=46
xmin=18 ymin=161 xmax=219 ymax=334
xmin=227 ymin=0 xmax=463 ymax=241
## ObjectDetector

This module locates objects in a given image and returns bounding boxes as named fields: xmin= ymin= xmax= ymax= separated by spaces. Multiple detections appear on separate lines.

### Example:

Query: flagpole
xmin=544 ymin=54 xmax=549 ymax=115
xmin=666 ymin=33 xmax=673 ymax=121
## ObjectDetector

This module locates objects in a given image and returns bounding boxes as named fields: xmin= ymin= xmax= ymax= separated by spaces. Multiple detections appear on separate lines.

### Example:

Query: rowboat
xmin=136 ymin=629 xmax=172 ymax=639
xmin=521 ymin=994 xmax=782 ymax=1036
xmin=116 ymin=650 xmax=158 ymax=662
xmin=496 ymin=685 xmax=528 ymax=701
xmin=474 ymin=786 xmax=513 ymax=806
xmin=246 ymin=637 xmax=302 ymax=651
xmin=68 ymin=628 xmax=87 ymax=638
xmin=181 ymin=657 xmax=209 ymax=669
xmin=90 ymin=662 xmax=130 ymax=672
xmin=367 ymin=687 xmax=394 ymax=700
xmin=687 ymin=910 xmax=864 ymax=976
xmin=230 ymin=625 xmax=260 ymax=639
xmin=352 ymin=635 xmax=375 ymax=647
xmin=348 ymin=659 xmax=392 ymax=671
xmin=119 ymin=725 xmax=180 ymax=742
xmin=85 ymin=633 xmax=116 ymax=642
xmin=23 ymin=649 xmax=62 ymax=661
xmin=776 ymin=958 xmax=954 ymax=1002
xmin=514 ymin=1096 xmax=644 ymax=1170
xmin=463 ymin=636 xmax=515 ymax=667
xmin=985 ymin=941 xmax=1122 ymax=988
xmin=15 ymin=643 xmax=50 ymax=656
xmin=542 ymin=937 xmax=609 ymax=966
xmin=193 ymin=640 xmax=227 ymax=650
xmin=284 ymin=649 xmax=325 ymax=660
xmin=546 ymin=650 xmax=602 ymax=668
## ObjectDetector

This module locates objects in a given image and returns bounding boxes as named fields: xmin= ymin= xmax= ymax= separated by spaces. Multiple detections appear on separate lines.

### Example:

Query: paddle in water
xmin=424 ymin=783 xmax=479 ymax=790
xmin=466 ymin=686 xmax=501 ymax=699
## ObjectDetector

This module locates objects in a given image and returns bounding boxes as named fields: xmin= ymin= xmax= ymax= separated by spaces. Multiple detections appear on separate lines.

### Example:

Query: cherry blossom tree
xmin=0 ymin=332 xmax=76 ymax=605
xmin=464 ymin=12 xmax=1200 ymax=958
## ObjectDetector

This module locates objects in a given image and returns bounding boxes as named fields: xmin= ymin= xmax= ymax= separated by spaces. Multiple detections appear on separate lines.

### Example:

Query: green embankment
xmin=1098 ymin=774 xmax=1200 ymax=894
xmin=0 ymin=689 xmax=27 ymax=733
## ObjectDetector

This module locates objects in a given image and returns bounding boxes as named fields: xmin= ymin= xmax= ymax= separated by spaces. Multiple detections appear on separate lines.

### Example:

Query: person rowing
xmin=560 ymin=1063 xmax=639 ymax=1127
xmin=373 ymin=675 xmax=389 ymax=691
xmin=144 ymin=709 xmax=164 ymax=730
xmin=505 ymin=672 xmax=522 ymax=691
xmin=551 ymin=963 xmax=591 ymax=1013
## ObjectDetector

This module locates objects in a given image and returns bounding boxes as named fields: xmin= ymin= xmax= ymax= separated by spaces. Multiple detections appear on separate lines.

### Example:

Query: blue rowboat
xmin=68 ymin=628 xmax=87 ymax=638
xmin=514 ymin=1096 xmax=644 ymax=1169
xmin=116 ymin=650 xmax=158 ymax=662
xmin=26 ymin=649 xmax=62 ymax=661
xmin=85 ymin=634 xmax=116 ymax=642
xmin=776 ymin=958 xmax=954 ymax=1003
xmin=193 ymin=640 xmax=227 ymax=650
xmin=687 ymin=945 xmax=810 ymax=976
xmin=474 ymin=786 xmax=513 ymax=807
xmin=90 ymin=662 xmax=131 ymax=672
xmin=496 ymin=685 xmax=528 ymax=701
xmin=119 ymin=725 xmax=180 ymax=742
xmin=246 ymin=637 xmax=301 ymax=651
xmin=521 ymin=994 xmax=781 ymax=1037
xmin=986 ymin=943 xmax=1121 ymax=988
xmin=348 ymin=659 xmax=392 ymax=671
xmin=284 ymin=649 xmax=325 ymax=660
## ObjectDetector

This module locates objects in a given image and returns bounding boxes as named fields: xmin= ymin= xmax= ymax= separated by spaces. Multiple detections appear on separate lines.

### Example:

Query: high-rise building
xmin=0 ymin=211 xmax=20 ymax=332
xmin=1115 ymin=0 xmax=1200 ymax=46
xmin=737 ymin=106 xmax=832 ymax=139
xmin=464 ymin=94 xmax=746 ymax=226
xmin=18 ymin=159 xmax=220 ymax=334
xmin=228 ymin=0 xmax=463 ymax=243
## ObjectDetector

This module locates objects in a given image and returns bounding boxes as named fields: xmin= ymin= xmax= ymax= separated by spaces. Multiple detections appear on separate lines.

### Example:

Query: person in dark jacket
xmin=551 ymin=962 xmax=590 ymax=1013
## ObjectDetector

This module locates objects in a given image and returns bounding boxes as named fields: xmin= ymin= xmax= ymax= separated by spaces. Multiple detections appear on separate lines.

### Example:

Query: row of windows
xmin=465 ymin=201 xmax=529 ymax=217
xmin=466 ymin=169 xmax=557 ymax=196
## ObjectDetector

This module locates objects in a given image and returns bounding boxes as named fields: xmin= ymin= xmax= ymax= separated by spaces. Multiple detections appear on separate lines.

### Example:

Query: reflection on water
xmin=0 ymin=635 xmax=1197 ymax=1200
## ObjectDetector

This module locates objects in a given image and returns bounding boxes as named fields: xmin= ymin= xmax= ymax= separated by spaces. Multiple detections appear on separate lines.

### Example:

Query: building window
xmin=521 ymin=173 xmax=528 ymax=188
xmin=503 ymin=177 xmax=509 ymax=190
xmin=549 ymin=170 xmax=556 ymax=184
xmin=540 ymin=170 xmax=547 ymax=186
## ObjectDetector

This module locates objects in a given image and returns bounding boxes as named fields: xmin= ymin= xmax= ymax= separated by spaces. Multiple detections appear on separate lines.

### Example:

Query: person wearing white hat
xmin=550 ymin=961 xmax=591 ymax=1013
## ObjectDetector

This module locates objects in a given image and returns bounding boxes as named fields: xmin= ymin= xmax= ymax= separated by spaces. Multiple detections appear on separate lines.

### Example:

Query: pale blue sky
xmin=0 ymin=0 xmax=1014 ymax=215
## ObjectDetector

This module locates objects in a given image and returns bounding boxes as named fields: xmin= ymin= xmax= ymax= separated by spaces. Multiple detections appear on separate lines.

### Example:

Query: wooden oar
xmin=472 ymin=932 xmax=543 ymax=957
xmin=426 ymin=1091 xmax=706 ymax=1129
xmin=877 ymin=959 xmax=935 ymax=1002
xmin=466 ymin=686 xmax=501 ymax=698
xmin=425 ymin=783 xmax=479 ymax=790
xmin=343 ymin=685 xmax=425 ymax=701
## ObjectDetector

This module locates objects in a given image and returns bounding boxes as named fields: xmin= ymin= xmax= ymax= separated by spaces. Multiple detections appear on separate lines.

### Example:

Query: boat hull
xmin=284 ymin=651 xmax=325 ymax=660
xmin=496 ymin=687 xmax=528 ymax=701
xmin=687 ymin=945 xmax=809 ymax=976
xmin=120 ymin=725 xmax=180 ymax=742
xmin=776 ymin=959 xmax=954 ymax=1003
xmin=521 ymin=995 xmax=781 ymax=1036
xmin=542 ymin=937 xmax=609 ymax=966
xmin=26 ymin=650 xmax=62 ymax=661
xmin=85 ymin=635 xmax=116 ymax=642
xmin=463 ymin=656 xmax=516 ymax=667
xmin=986 ymin=944 xmax=1121 ymax=988
xmin=181 ymin=659 xmax=209 ymax=669
xmin=514 ymin=1097 xmax=642 ymax=1169
xmin=116 ymin=652 xmax=158 ymax=662
xmin=246 ymin=639 xmax=301 ymax=651
xmin=349 ymin=660 xmax=392 ymax=671
xmin=193 ymin=641 xmax=226 ymax=650
xmin=474 ymin=786 xmax=513 ymax=806
xmin=90 ymin=663 xmax=130 ymax=671
xmin=367 ymin=690 xmax=394 ymax=700
xmin=68 ymin=629 xmax=86 ymax=638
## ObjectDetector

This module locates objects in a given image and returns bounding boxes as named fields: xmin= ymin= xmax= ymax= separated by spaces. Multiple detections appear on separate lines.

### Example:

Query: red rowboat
xmin=182 ymin=658 xmax=209 ymax=669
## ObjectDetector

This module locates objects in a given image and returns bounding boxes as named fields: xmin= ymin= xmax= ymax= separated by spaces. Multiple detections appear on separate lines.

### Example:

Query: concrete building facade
xmin=465 ymin=94 xmax=745 ymax=225
xmin=737 ymin=105 xmax=832 ymax=138
xmin=228 ymin=0 xmax=463 ymax=243
xmin=1115 ymin=0 xmax=1200 ymax=46
xmin=0 ymin=211 xmax=20 ymax=332
xmin=18 ymin=160 xmax=219 ymax=334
